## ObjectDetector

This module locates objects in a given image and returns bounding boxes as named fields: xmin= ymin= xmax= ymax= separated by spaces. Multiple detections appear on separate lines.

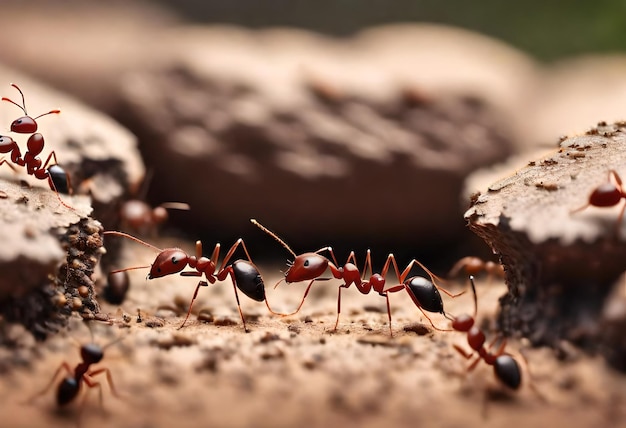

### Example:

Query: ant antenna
xmin=250 ymin=219 xmax=297 ymax=258
xmin=2 ymin=83 xmax=27 ymax=114
xmin=103 ymin=231 xmax=163 ymax=252
xmin=469 ymin=275 xmax=478 ymax=318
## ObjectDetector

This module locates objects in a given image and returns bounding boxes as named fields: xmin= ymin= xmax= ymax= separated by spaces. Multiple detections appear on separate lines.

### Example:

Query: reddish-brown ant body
xmin=450 ymin=276 xmax=522 ymax=390
xmin=103 ymin=231 xmax=273 ymax=331
xmin=251 ymin=219 xmax=461 ymax=335
xmin=571 ymin=169 xmax=626 ymax=232
xmin=448 ymin=256 xmax=504 ymax=283
xmin=0 ymin=83 xmax=70 ymax=196
xmin=120 ymin=200 xmax=190 ymax=236
xmin=26 ymin=340 xmax=120 ymax=416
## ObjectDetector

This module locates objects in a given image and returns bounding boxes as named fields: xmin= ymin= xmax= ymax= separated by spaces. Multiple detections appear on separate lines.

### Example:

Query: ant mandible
xmin=25 ymin=339 xmax=121 ymax=419
xmin=571 ymin=169 xmax=626 ymax=233
xmin=450 ymin=275 xmax=522 ymax=390
xmin=0 ymin=83 xmax=71 ymax=198
xmin=251 ymin=219 xmax=462 ymax=336
xmin=103 ymin=231 xmax=276 ymax=331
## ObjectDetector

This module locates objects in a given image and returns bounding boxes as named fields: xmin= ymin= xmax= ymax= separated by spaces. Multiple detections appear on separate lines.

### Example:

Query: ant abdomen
xmin=404 ymin=276 xmax=444 ymax=314
xmin=494 ymin=354 xmax=522 ymax=390
xmin=231 ymin=260 xmax=266 ymax=302
xmin=56 ymin=377 xmax=80 ymax=406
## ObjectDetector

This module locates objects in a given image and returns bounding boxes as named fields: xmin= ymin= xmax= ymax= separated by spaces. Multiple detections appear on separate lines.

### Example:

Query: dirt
xmin=0 ymin=236 xmax=624 ymax=428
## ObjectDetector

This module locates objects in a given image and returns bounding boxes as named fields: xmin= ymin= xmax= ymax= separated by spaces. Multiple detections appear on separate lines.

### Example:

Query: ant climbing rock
xmin=251 ymin=219 xmax=462 ymax=335
xmin=450 ymin=276 xmax=522 ymax=390
xmin=571 ymin=169 xmax=626 ymax=234
xmin=25 ymin=339 xmax=121 ymax=420
xmin=1 ymin=83 xmax=72 ymax=200
xmin=103 ymin=231 xmax=276 ymax=331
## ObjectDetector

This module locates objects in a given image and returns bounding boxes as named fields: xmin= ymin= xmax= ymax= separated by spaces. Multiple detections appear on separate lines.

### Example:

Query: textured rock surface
xmin=465 ymin=121 xmax=626 ymax=368
xmin=113 ymin=25 xmax=531 ymax=250
xmin=0 ymin=178 xmax=102 ymax=339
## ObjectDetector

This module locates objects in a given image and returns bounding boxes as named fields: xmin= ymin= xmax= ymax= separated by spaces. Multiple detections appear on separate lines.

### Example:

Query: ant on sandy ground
xmin=251 ymin=219 xmax=464 ymax=336
xmin=103 ymin=231 xmax=281 ymax=331
xmin=24 ymin=330 xmax=123 ymax=425
xmin=0 ymin=83 xmax=72 ymax=206
xmin=448 ymin=276 xmax=545 ymax=415
xmin=571 ymin=169 xmax=626 ymax=236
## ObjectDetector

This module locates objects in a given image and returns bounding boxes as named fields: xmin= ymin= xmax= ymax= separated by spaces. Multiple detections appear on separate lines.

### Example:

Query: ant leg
xmin=401 ymin=259 xmax=465 ymax=298
xmin=85 ymin=367 xmax=121 ymax=399
xmin=383 ymin=292 xmax=393 ymax=337
xmin=228 ymin=275 xmax=248 ymax=332
xmin=280 ymin=279 xmax=318 ymax=316
xmin=0 ymin=156 xmax=18 ymax=172
xmin=332 ymin=284 xmax=350 ymax=331
xmin=22 ymin=362 xmax=73 ymax=404
xmin=178 ymin=280 xmax=209 ymax=329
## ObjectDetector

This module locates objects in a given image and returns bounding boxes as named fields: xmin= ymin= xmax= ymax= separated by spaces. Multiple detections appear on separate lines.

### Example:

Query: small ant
xmin=102 ymin=270 xmax=130 ymax=305
xmin=0 ymin=83 xmax=71 ymax=200
xmin=450 ymin=276 xmax=522 ymax=390
xmin=120 ymin=200 xmax=190 ymax=236
xmin=118 ymin=170 xmax=190 ymax=235
xmin=251 ymin=219 xmax=462 ymax=335
xmin=25 ymin=338 xmax=121 ymax=421
xmin=571 ymin=169 xmax=626 ymax=233
xmin=103 ymin=231 xmax=276 ymax=331
xmin=448 ymin=256 xmax=505 ymax=283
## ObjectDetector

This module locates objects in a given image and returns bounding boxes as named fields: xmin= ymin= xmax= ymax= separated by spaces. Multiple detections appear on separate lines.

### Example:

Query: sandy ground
xmin=1 ymin=237 xmax=625 ymax=428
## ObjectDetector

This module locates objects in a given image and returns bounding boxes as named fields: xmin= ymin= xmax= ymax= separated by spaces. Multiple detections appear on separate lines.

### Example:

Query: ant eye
xmin=171 ymin=256 xmax=178 ymax=264
xmin=303 ymin=259 xmax=309 ymax=267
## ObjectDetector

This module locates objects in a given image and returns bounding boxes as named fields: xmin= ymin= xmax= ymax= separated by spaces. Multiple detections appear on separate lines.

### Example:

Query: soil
xmin=0 ymin=236 xmax=625 ymax=428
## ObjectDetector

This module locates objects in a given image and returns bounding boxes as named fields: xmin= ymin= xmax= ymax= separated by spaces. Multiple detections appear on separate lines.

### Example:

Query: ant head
xmin=148 ymin=249 xmax=189 ymax=279
xmin=0 ymin=135 xmax=16 ymax=150
xmin=589 ymin=182 xmax=623 ymax=207
xmin=80 ymin=343 xmax=104 ymax=364
xmin=10 ymin=116 xmax=38 ymax=134
xmin=120 ymin=200 xmax=153 ymax=229
xmin=151 ymin=206 xmax=169 ymax=225
xmin=285 ymin=252 xmax=329 ymax=283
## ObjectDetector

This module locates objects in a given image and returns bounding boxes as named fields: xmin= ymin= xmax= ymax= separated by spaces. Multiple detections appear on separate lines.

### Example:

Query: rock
xmin=0 ymin=178 xmax=103 ymax=339
xmin=113 ymin=24 xmax=532 ymax=249
xmin=465 ymin=121 xmax=626 ymax=364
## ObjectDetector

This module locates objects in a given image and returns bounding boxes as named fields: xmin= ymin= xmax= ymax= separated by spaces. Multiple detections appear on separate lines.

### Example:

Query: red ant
xmin=25 ymin=338 xmax=121 ymax=422
xmin=120 ymin=200 xmax=190 ymax=235
xmin=450 ymin=275 xmax=522 ymax=391
xmin=448 ymin=256 xmax=505 ymax=283
xmin=118 ymin=170 xmax=190 ymax=235
xmin=103 ymin=231 xmax=275 ymax=331
xmin=571 ymin=169 xmax=626 ymax=233
xmin=251 ymin=219 xmax=463 ymax=336
xmin=0 ymin=83 xmax=71 ymax=199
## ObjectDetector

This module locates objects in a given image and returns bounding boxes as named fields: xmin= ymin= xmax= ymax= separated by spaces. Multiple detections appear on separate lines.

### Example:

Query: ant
xmin=25 ymin=337 xmax=121 ymax=421
xmin=103 ymin=231 xmax=276 ymax=331
xmin=571 ymin=169 xmax=626 ymax=233
xmin=448 ymin=256 xmax=505 ymax=284
xmin=450 ymin=275 xmax=522 ymax=391
xmin=251 ymin=219 xmax=463 ymax=336
xmin=0 ymin=83 xmax=71 ymax=200
xmin=118 ymin=170 xmax=190 ymax=235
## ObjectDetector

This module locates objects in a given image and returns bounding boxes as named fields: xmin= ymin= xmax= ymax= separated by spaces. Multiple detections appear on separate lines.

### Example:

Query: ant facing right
xmin=0 ymin=83 xmax=71 ymax=198
xmin=571 ymin=169 xmax=626 ymax=235
xmin=251 ymin=219 xmax=463 ymax=336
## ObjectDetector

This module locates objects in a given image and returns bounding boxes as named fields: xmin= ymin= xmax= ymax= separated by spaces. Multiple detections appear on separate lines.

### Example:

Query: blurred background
xmin=2 ymin=0 xmax=626 ymax=270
